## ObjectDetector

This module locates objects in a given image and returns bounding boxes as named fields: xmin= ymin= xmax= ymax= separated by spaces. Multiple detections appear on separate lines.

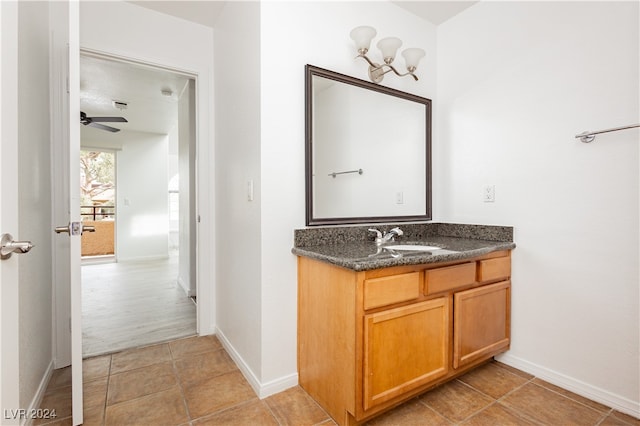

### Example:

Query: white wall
xmin=17 ymin=0 xmax=53 ymax=411
xmin=437 ymin=1 xmax=639 ymax=415
xmin=214 ymin=0 xmax=264 ymax=386
xmin=80 ymin=1 xmax=215 ymax=334
xmin=259 ymin=1 xmax=437 ymax=391
xmin=215 ymin=0 xmax=433 ymax=394
xmin=115 ymin=132 xmax=169 ymax=261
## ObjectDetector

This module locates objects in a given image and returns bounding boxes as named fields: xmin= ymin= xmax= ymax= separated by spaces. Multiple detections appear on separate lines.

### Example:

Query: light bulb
xmin=376 ymin=37 xmax=402 ymax=64
xmin=350 ymin=26 xmax=377 ymax=54
xmin=402 ymin=48 xmax=425 ymax=72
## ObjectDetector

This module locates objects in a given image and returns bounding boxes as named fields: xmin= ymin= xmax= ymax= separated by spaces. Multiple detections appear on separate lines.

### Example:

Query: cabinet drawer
xmin=424 ymin=262 xmax=476 ymax=295
xmin=364 ymin=272 xmax=421 ymax=310
xmin=477 ymin=256 xmax=511 ymax=282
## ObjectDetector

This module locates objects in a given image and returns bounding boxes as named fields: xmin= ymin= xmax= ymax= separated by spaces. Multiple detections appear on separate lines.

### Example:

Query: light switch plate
xmin=247 ymin=180 xmax=254 ymax=201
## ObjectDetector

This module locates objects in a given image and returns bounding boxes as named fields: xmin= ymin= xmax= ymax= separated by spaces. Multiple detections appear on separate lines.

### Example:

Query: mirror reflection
xmin=305 ymin=65 xmax=432 ymax=225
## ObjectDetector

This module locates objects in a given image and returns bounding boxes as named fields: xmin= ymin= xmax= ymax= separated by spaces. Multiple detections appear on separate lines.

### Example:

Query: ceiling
xmin=129 ymin=1 xmax=478 ymax=29
xmin=81 ymin=1 xmax=477 ymax=141
xmin=80 ymin=55 xmax=190 ymax=141
xmin=128 ymin=1 xmax=227 ymax=28
xmin=392 ymin=1 xmax=478 ymax=25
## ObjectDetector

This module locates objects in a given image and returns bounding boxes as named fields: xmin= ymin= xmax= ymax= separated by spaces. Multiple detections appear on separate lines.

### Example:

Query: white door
xmin=0 ymin=2 xmax=21 ymax=422
xmin=51 ymin=2 xmax=84 ymax=425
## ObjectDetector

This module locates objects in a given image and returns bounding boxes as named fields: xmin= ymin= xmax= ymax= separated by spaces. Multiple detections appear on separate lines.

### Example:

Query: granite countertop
xmin=292 ymin=223 xmax=516 ymax=272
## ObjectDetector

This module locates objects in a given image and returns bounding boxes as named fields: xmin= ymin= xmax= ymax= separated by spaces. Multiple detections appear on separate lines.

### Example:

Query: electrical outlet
xmin=483 ymin=185 xmax=495 ymax=202
xmin=396 ymin=191 xmax=404 ymax=204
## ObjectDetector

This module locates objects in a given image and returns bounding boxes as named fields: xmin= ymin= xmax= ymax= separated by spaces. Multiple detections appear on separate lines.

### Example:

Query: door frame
xmin=79 ymin=46 xmax=202 ymax=318
xmin=52 ymin=45 xmax=214 ymax=366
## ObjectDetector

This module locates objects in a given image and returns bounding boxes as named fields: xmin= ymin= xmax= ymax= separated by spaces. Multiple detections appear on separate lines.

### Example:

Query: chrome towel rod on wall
xmin=575 ymin=123 xmax=640 ymax=143
xmin=329 ymin=169 xmax=363 ymax=178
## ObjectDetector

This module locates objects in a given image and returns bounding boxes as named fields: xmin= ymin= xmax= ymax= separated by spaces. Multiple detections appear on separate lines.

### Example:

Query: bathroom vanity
xmin=293 ymin=223 xmax=515 ymax=425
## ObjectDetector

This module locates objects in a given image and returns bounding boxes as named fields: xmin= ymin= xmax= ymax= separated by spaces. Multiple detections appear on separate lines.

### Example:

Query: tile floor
xmin=38 ymin=335 xmax=639 ymax=426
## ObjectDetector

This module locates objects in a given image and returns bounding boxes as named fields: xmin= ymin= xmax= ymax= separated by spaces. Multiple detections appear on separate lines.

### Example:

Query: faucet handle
xmin=368 ymin=228 xmax=382 ymax=239
xmin=390 ymin=227 xmax=404 ymax=236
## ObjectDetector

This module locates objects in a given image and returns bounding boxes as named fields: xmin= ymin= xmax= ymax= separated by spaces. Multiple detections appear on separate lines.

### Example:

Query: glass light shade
xmin=376 ymin=37 xmax=402 ymax=63
xmin=350 ymin=26 xmax=377 ymax=53
xmin=402 ymin=48 xmax=426 ymax=71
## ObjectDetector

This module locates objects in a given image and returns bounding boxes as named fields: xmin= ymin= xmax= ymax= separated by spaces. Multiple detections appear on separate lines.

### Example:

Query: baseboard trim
xmin=497 ymin=353 xmax=640 ymax=419
xmin=215 ymin=328 xmax=298 ymax=399
xmin=176 ymin=276 xmax=191 ymax=297
xmin=22 ymin=360 xmax=54 ymax=426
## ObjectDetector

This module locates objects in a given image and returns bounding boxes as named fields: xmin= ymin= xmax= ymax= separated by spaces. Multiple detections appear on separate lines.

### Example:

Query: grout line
xmin=171 ymin=356 xmax=194 ymax=423
xmin=528 ymin=380 xmax=611 ymax=415
xmin=260 ymin=398 xmax=284 ymax=426
xmin=593 ymin=409 xmax=614 ymax=426
xmin=296 ymin=387 xmax=334 ymax=426
xmin=101 ymin=354 xmax=113 ymax=425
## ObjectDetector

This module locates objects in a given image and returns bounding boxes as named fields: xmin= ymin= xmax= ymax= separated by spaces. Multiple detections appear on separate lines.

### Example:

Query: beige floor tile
xmin=105 ymin=386 xmax=188 ymax=426
xmin=500 ymin=382 xmax=604 ymax=425
xmin=82 ymin=405 xmax=106 ymax=426
xmin=600 ymin=414 xmax=636 ymax=426
xmin=107 ymin=361 xmax=178 ymax=405
xmin=317 ymin=420 xmax=339 ymax=425
xmin=34 ymin=416 xmax=72 ymax=426
xmin=532 ymin=378 xmax=611 ymax=413
xmin=48 ymin=367 xmax=72 ymax=390
xmin=493 ymin=361 xmax=535 ymax=380
xmin=84 ymin=376 xmax=108 ymax=409
xmin=169 ymin=335 xmax=222 ymax=359
xmin=40 ymin=336 xmax=628 ymax=426
xmin=608 ymin=411 xmax=640 ymax=426
xmin=366 ymin=400 xmax=452 ymax=425
xmin=459 ymin=362 xmax=529 ymax=399
xmin=174 ymin=348 xmax=237 ymax=386
xmin=35 ymin=385 xmax=72 ymax=425
xmin=83 ymin=355 xmax=112 ymax=381
xmin=420 ymin=380 xmax=494 ymax=423
xmin=460 ymin=402 xmax=536 ymax=425
xmin=264 ymin=386 xmax=330 ymax=425
xmin=183 ymin=370 xmax=257 ymax=419
xmin=110 ymin=343 xmax=172 ymax=374
xmin=192 ymin=400 xmax=279 ymax=425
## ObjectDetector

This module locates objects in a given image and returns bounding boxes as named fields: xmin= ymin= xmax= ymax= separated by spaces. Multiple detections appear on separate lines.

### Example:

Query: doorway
xmin=79 ymin=53 xmax=198 ymax=357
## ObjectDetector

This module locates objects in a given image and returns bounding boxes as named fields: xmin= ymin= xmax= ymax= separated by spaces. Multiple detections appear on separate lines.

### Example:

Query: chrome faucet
xmin=368 ymin=227 xmax=404 ymax=245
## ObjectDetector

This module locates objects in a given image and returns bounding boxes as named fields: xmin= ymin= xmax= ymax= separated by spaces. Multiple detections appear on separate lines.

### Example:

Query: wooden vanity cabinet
xmin=363 ymin=297 xmax=449 ymax=410
xmin=297 ymin=250 xmax=512 ymax=426
xmin=453 ymin=281 xmax=510 ymax=369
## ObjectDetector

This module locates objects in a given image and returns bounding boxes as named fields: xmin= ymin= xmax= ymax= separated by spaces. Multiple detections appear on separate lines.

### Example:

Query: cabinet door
xmin=363 ymin=298 xmax=449 ymax=410
xmin=453 ymin=281 xmax=511 ymax=369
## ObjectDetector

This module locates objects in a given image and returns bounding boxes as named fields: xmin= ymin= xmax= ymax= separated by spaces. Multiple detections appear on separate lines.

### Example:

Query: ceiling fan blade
xmin=88 ymin=122 xmax=120 ymax=133
xmin=88 ymin=116 xmax=128 ymax=123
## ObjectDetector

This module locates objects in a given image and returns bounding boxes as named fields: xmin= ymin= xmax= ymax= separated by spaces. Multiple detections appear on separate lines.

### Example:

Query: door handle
xmin=54 ymin=222 xmax=95 ymax=236
xmin=1 ymin=233 xmax=34 ymax=259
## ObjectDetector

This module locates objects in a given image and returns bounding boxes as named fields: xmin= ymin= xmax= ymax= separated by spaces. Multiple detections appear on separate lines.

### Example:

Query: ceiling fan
xmin=80 ymin=111 xmax=128 ymax=133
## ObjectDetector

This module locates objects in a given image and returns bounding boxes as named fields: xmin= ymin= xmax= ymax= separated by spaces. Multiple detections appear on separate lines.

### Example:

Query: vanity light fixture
xmin=350 ymin=26 xmax=425 ymax=84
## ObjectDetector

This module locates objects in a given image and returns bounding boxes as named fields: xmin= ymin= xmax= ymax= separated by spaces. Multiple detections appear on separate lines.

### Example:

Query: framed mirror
xmin=305 ymin=65 xmax=432 ymax=226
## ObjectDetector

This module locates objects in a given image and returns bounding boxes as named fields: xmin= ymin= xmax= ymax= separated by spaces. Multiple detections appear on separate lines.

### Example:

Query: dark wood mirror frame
xmin=305 ymin=64 xmax=432 ymax=226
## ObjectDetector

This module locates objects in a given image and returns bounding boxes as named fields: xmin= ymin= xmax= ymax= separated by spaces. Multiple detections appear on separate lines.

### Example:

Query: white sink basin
xmin=383 ymin=244 xmax=441 ymax=251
